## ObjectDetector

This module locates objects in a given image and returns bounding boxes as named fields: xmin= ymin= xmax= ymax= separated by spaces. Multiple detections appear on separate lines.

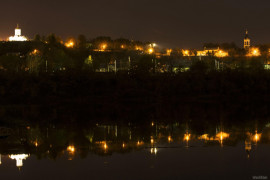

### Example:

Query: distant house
xmin=197 ymin=47 xmax=228 ymax=57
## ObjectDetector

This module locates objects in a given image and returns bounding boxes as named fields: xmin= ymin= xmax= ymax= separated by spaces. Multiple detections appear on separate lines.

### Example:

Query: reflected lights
xmin=168 ymin=136 xmax=172 ymax=143
xmin=104 ymin=142 xmax=108 ymax=150
xmin=198 ymin=134 xmax=209 ymax=141
xmin=151 ymin=147 xmax=157 ymax=155
xmin=216 ymin=132 xmax=229 ymax=145
xmin=253 ymin=131 xmax=261 ymax=143
xmin=151 ymin=137 xmax=154 ymax=144
xmin=184 ymin=133 xmax=191 ymax=141
xmin=9 ymin=154 xmax=29 ymax=167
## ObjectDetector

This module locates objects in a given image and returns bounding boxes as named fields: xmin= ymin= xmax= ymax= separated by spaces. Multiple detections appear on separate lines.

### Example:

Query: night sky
xmin=1 ymin=0 xmax=270 ymax=48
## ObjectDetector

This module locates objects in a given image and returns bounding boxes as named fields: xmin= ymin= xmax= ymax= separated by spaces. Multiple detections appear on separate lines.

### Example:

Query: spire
xmin=16 ymin=24 xmax=20 ymax=29
xmin=244 ymin=29 xmax=249 ymax=39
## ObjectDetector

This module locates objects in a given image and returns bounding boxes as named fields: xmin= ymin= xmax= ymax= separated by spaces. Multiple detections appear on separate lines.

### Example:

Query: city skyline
xmin=1 ymin=0 xmax=270 ymax=48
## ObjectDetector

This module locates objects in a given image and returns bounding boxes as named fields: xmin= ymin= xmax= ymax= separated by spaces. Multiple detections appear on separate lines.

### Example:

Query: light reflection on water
xmin=0 ymin=121 xmax=269 ymax=179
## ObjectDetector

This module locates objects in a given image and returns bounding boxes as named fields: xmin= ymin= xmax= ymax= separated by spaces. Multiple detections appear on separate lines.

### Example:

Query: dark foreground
xmin=0 ymin=71 xmax=270 ymax=179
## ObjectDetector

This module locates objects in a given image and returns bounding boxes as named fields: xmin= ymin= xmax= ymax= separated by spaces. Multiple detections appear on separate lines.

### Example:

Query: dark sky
xmin=1 ymin=0 xmax=270 ymax=48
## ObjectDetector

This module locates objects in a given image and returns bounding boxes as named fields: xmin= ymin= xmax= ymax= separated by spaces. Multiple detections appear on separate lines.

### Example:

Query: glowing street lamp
xmin=137 ymin=141 xmax=143 ymax=146
xmin=34 ymin=140 xmax=38 ymax=147
xmin=168 ymin=136 xmax=172 ymax=143
xmin=248 ymin=47 xmax=261 ymax=57
xmin=253 ymin=131 xmax=261 ymax=143
xmin=184 ymin=133 xmax=191 ymax=142
xmin=182 ymin=50 xmax=190 ymax=56
xmin=67 ymin=145 xmax=75 ymax=153
xmin=151 ymin=137 xmax=154 ymax=144
xmin=101 ymin=44 xmax=107 ymax=51
xmin=167 ymin=49 xmax=172 ymax=56
xmin=216 ymin=132 xmax=229 ymax=146
xmin=149 ymin=43 xmax=157 ymax=48
xmin=32 ymin=49 xmax=39 ymax=55
xmin=148 ymin=48 xmax=154 ymax=54
xmin=65 ymin=41 xmax=74 ymax=48
xmin=135 ymin=46 xmax=143 ymax=51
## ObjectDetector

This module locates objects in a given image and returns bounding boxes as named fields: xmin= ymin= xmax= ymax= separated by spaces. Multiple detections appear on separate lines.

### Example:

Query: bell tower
xmin=15 ymin=24 xmax=21 ymax=36
xmin=244 ymin=30 xmax=250 ymax=49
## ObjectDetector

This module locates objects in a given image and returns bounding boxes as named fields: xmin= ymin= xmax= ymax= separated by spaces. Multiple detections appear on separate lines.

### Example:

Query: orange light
xmin=248 ymin=47 xmax=261 ymax=57
xmin=100 ymin=44 xmax=107 ymax=51
xmin=167 ymin=49 xmax=172 ymax=56
xmin=216 ymin=132 xmax=229 ymax=145
xmin=104 ymin=143 xmax=108 ymax=150
xmin=122 ymin=143 xmax=125 ymax=148
xmin=135 ymin=46 xmax=143 ymax=51
xmin=67 ymin=145 xmax=75 ymax=153
xmin=32 ymin=49 xmax=39 ymax=55
xmin=168 ymin=136 xmax=172 ymax=143
xmin=148 ymin=48 xmax=154 ymax=54
xmin=65 ymin=41 xmax=74 ymax=48
xmin=184 ymin=133 xmax=191 ymax=141
xmin=151 ymin=137 xmax=154 ymax=144
xmin=137 ymin=141 xmax=143 ymax=146
xmin=182 ymin=50 xmax=190 ymax=56
xmin=198 ymin=134 xmax=209 ymax=140
xmin=253 ymin=131 xmax=261 ymax=143
xmin=34 ymin=141 xmax=38 ymax=147
xmin=215 ymin=50 xmax=228 ymax=57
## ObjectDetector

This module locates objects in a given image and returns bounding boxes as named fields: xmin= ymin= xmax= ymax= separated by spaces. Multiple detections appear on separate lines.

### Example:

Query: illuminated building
xmin=182 ymin=50 xmax=190 ymax=56
xmin=215 ymin=50 xmax=229 ymax=58
xmin=244 ymin=30 xmax=251 ymax=50
xmin=247 ymin=47 xmax=260 ymax=57
xmin=166 ymin=49 xmax=172 ymax=56
xmin=0 ymin=154 xmax=1 ymax=165
xmin=197 ymin=47 xmax=228 ymax=57
xmin=9 ymin=24 xmax=28 ymax=41
xmin=9 ymin=154 xmax=29 ymax=168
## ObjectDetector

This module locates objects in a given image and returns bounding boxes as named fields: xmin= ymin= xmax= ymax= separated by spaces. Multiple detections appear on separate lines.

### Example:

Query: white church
xmin=9 ymin=24 xmax=28 ymax=41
